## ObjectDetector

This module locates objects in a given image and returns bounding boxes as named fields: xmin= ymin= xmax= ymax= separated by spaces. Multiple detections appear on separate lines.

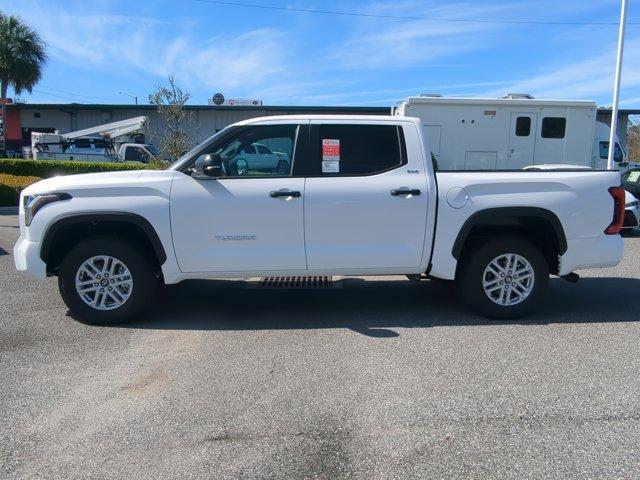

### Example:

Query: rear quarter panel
xmin=430 ymin=170 xmax=623 ymax=279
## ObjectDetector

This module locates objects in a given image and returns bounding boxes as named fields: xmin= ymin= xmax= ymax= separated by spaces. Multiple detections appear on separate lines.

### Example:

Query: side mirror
xmin=202 ymin=154 xmax=222 ymax=177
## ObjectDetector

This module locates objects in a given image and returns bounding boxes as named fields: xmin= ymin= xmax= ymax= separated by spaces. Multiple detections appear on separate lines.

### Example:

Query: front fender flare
xmin=40 ymin=212 xmax=167 ymax=265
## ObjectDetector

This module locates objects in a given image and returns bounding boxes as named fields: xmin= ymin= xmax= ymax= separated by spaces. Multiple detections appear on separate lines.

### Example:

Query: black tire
xmin=457 ymin=237 xmax=549 ymax=319
xmin=58 ymin=236 xmax=159 ymax=324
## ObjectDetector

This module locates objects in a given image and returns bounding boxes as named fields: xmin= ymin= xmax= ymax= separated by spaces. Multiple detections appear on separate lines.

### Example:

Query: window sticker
xmin=322 ymin=139 xmax=340 ymax=161
xmin=322 ymin=160 xmax=340 ymax=173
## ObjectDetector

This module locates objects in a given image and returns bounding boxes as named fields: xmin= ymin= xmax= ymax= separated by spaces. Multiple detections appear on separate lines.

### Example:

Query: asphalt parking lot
xmin=2 ymin=210 xmax=640 ymax=480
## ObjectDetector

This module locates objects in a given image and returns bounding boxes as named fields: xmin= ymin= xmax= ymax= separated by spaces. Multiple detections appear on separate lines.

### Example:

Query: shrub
xmin=0 ymin=173 xmax=42 ymax=207
xmin=0 ymin=159 xmax=149 ymax=178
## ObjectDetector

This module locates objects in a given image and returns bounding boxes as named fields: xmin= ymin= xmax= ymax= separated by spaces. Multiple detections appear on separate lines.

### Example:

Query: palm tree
xmin=0 ymin=13 xmax=47 ymax=152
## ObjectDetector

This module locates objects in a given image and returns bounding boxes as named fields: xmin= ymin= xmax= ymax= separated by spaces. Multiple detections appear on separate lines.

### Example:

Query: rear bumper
xmin=559 ymin=235 xmax=623 ymax=275
xmin=13 ymin=235 xmax=47 ymax=279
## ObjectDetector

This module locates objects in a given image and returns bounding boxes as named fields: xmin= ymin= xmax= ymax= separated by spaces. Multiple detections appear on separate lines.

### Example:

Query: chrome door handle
xmin=270 ymin=190 xmax=301 ymax=198
xmin=391 ymin=188 xmax=421 ymax=196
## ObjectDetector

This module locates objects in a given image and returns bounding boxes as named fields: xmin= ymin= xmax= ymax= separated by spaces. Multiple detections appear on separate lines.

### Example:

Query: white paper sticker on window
xmin=322 ymin=139 xmax=340 ymax=161
xmin=322 ymin=160 xmax=340 ymax=173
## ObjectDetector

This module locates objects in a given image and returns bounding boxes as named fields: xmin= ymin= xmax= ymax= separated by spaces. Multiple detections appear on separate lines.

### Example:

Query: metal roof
xmin=596 ymin=108 xmax=640 ymax=115
xmin=9 ymin=102 xmax=637 ymax=115
xmin=7 ymin=103 xmax=391 ymax=114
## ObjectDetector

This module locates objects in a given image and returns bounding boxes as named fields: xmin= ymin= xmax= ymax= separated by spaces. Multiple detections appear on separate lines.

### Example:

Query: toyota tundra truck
xmin=13 ymin=115 xmax=625 ymax=323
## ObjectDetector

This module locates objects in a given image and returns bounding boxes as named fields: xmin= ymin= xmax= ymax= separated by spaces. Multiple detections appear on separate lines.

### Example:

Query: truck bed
xmin=429 ymin=169 xmax=624 ymax=279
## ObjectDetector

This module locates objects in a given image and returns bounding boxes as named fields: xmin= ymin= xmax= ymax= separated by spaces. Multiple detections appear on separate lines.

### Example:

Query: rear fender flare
xmin=451 ymin=207 xmax=567 ymax=260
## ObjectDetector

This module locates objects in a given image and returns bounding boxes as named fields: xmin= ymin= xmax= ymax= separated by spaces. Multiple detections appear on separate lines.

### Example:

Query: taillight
xmin=605 ymin=186 xmax=626 ymax=235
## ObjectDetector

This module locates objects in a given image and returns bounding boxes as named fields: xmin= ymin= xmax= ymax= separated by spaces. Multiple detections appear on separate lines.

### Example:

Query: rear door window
xmin=314 ymin=124 xmax=405 ymax=176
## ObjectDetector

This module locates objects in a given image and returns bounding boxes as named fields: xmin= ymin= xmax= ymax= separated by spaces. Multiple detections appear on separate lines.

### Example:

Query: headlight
xmin=24 ymin=193 xmax=72 ymax=226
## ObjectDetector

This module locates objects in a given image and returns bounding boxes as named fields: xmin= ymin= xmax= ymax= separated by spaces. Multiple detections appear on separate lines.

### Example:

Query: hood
xmin=22 ymin=169 xmax=173 ymax=196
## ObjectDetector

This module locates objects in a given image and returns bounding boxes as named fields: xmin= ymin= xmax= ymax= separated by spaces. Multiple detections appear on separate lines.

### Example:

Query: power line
xmin=32 ymin=89 xmax=98 ymax=104
xmin=38 ymin=85 xmax=120 ymax=102
xmin=193 ymin=0 xmax=640 ymax=26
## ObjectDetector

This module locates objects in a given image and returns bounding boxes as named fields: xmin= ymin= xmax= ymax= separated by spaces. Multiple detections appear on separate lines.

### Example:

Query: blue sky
xmin=2 ymin=0 xmax=640 ymax=107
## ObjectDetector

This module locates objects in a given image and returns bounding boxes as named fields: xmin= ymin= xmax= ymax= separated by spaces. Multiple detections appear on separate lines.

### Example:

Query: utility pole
xmin=608 ymin=0 xmax=628 ymax=170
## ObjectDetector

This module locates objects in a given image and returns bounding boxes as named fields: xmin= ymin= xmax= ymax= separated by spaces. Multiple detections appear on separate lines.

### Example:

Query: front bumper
xmin=13 ymin=235 xmax=47 ymax=279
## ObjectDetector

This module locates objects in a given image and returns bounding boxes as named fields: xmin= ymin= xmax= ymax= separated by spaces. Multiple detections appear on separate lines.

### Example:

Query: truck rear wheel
xmin=457 ymin=237 xmax=549 ymax=319
xmin=58 ymin=237 xmax=159 ymax=324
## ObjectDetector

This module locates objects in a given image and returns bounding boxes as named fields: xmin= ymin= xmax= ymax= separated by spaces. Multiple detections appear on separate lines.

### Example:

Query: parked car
xmin=14 ymin=115 xmax=624 ymax=324
xmin=220 ymin=140 xmax=290 ymax=174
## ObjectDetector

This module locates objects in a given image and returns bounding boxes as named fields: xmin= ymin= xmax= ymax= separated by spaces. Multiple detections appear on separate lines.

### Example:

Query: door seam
xmin=303 ymin=177 xmax=309 ymax=270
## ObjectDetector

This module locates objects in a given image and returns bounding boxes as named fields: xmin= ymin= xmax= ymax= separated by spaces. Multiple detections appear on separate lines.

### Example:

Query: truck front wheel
xmin=58 ymin=237 xmax=159 ymax=324
xmin=457 ymin=237 xmax=549 ymax=319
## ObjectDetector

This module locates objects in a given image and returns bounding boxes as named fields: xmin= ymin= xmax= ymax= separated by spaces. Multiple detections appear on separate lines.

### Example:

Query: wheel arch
xmin=41 ymin=212 xmax=167 ymax=275
xmin=452 ymin=207 xmax=567 ymax=274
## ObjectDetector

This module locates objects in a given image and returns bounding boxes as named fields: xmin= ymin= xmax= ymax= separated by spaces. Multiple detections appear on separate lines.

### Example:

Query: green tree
xmin=628 ymin=116 xmax=639 ymax=163
xmin=0 ymin=13 xmax=47 ymax=151
xmin=148 ymin=75 xmax=195 ymax=165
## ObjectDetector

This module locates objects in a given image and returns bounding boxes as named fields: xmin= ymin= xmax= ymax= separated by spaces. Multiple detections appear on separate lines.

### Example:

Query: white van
xmin=393 ymin=94 xmax=628 ymax=170
xmin=593 ymin=121 xmax=628 ymax=169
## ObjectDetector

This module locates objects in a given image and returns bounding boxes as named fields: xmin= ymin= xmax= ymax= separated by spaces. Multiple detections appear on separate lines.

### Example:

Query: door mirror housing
xmin=202 ymin=154 xmax=222 ymax=177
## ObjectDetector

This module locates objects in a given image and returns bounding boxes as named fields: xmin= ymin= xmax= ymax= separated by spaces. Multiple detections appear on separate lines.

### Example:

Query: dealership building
xmin=1 ymin=101 xmax=637 ymax=154
xmin=1 ymin=102 xmax=389 ymax=153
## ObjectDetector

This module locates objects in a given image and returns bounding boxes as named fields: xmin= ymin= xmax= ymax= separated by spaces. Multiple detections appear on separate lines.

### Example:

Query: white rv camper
xmin=393 ymin=94 xmax=628 ymax=171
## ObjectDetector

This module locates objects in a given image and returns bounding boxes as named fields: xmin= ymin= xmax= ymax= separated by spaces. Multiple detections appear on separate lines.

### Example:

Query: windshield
xmin=169 ymin=126 xmax=238 ymax=170
xmin=599 ymin=141 xmax=624 ymax=163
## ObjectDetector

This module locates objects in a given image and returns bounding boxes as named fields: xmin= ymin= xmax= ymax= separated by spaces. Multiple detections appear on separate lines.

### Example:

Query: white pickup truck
xmin=14 ymin=115 xmax=625 ymax=324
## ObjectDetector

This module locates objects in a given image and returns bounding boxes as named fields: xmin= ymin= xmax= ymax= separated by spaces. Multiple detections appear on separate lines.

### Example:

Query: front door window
xmin=193 ymin=125 xmax=298 ymax=177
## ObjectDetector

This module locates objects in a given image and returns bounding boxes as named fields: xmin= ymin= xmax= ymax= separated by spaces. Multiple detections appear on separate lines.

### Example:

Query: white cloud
xmin=479 ymin=37 xmax=640 ymax=103
xmin=268 ymin=79 xmax=518 ymax=105
xmin=159 ymin=29 xmax=286 ymax=90
xmin=328 ymin=1 xmax=512 ymax=69
xmin=323 ymin=0 xmax=622 ymax=70
xmin=2 ymin=2 xmax=288 ymax=92
xmin=3 ymin=0 xmax=640 ymax=107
